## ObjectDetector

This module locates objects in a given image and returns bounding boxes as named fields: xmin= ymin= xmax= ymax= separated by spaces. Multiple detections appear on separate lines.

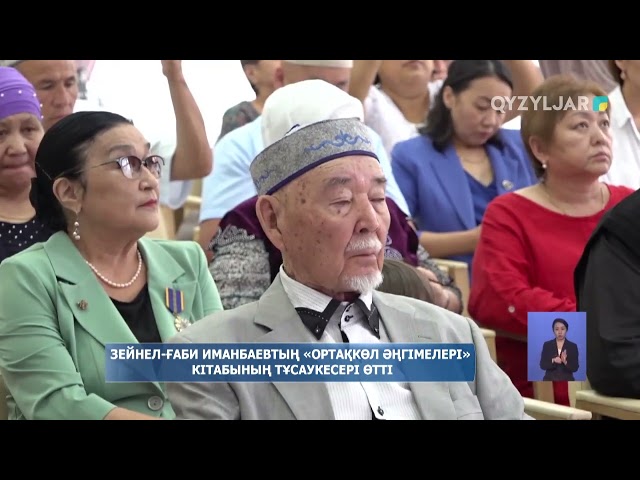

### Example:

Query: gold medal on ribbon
xmin=165 ymin=287 xmax=190 ymax=332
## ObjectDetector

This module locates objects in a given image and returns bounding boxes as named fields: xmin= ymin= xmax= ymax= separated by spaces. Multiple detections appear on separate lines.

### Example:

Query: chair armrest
xmin=523 ymin=397 xmax=592 ymax=420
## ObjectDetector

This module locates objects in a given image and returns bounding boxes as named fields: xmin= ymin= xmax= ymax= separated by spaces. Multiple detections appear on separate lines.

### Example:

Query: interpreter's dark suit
xmin=539 ymin=339 xmax=579 ymax=381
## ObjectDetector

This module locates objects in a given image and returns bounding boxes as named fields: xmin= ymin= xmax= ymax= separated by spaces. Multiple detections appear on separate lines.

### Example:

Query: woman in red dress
xmin=468 ymin=75 xmax=634 ymax=406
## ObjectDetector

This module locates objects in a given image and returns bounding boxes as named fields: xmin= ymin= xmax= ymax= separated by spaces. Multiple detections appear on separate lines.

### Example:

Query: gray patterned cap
xmin=250 ymin=117 xmax=379 ymax=195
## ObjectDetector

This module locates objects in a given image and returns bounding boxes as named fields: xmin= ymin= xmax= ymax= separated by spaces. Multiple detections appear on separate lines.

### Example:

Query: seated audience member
xmin=0 ymin=67 xmax=51 ymax=263
xmin=349 ymin=60 xmax=542 ymax=158
xmin=209 ymin=80 xmax=462 ymax=313
xmin=166 ymin=108 xmax=531 ymax=420
xmin=0 ymin=111 xmax=223 ymax=420
xmin=1 ymin=60 xmax=213 ymax=223
xmin=599 ymin=60 xmax=640 ymax=190
xmin=217 ymin=60 xmax=281 ymax=141
xmin=575 ymin=189 xmax=640 ymax=398
xmin=377 ymin=259 xmax=435 ymax=303
xmin=468 ymin=75 xmax=633 ymax=406
xmin=197 ymin=60 xmax=410 ymax=261
xmin=213 ymin=194 xmax=461 ymax=313
xmin=391 ymin=60 xmax=538 ymax=272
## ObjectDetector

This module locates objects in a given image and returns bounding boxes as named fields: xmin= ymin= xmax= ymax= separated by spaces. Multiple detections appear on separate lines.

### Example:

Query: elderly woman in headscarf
xmin=0 ymin=110 xmax=223 ymax=420
xmin=0 ymin=66 xmax=51 ymax=263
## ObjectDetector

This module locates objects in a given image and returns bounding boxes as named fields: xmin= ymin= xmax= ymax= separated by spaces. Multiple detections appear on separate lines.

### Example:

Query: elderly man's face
xmin=16 ymin=60 xmax=78 ymax=131
xmin=263 ymin=155 xmax=390 ymax=297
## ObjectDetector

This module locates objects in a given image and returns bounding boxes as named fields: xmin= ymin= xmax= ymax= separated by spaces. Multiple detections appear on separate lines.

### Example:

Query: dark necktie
xmin=295 ymin=298 xmax=380 ymax=340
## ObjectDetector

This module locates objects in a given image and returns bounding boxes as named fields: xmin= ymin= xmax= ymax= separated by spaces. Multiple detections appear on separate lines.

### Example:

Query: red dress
xmin=468 ymin=184 xmax=633 ymax=405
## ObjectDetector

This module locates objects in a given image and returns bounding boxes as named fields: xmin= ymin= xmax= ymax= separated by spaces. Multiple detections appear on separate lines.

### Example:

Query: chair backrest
xmin=432 ymin=258 xmax=470 ymax=317
xmin=480 ymin=328 xmax=498 ymax=363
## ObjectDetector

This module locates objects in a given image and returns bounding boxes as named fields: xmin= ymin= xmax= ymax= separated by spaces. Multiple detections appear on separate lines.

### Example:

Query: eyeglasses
xmin=91 ymin=155 xmax=165 ymax=179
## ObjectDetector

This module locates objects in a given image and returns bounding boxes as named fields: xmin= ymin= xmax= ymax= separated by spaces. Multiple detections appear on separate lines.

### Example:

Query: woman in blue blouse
xmin=391 ymin=60 xmax=537 ymax=272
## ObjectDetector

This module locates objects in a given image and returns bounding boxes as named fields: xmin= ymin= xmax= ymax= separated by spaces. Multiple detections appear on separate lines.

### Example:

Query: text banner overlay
xmin=105 ymin=343 xmax=476 ymax=383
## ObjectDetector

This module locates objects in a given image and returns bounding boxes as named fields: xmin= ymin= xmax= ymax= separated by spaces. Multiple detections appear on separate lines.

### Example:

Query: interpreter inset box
xmin=527 ymin=312 xmax=586 ymax=382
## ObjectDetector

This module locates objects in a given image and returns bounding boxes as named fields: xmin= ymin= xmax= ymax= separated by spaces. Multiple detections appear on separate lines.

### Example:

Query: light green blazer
xmin=0 ymin=232 xmax=223 ymax=420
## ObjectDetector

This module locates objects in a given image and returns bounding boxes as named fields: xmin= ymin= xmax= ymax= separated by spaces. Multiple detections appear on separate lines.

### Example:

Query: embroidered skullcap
xmin=261 ymin=78 xmax=364 ymax=148
xmin=251 ymin=79 xmax=377 ymax=196
xmin=284 ymin=60 xmax=353 ymax=68
xmin=0 ymin=66 xmax=41 ymax=122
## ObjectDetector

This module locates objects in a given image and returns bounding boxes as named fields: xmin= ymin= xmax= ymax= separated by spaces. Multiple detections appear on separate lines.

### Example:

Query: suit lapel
xmin=373 ymin=292 xmax=457 ymax=420
xmin=432 ymin=145 xmax=476 ymax=230
xmin=138 ymin=238 xmax=197 ymax=342
xmin=48 ymin=233 xmax=139 ymax=346
xmin=253 ymin=276 xmax=335 ymax=420
xmin=486 ymin=142 xmax=517 ymax=195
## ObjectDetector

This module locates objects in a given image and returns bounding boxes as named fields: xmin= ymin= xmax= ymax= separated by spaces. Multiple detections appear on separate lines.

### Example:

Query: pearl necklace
xmin=85 ymin=250 xmax=143 ymax=288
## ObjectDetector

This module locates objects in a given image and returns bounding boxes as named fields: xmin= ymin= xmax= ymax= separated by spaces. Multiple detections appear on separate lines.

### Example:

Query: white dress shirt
xmin=601 ymin=86 xmax=640 ymax=189
xmin=279 ymin=266 xmax=422 ymax=420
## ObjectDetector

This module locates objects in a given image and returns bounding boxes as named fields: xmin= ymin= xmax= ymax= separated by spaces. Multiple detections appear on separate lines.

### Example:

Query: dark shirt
xmin=217 ymin=101 xmax=260 ymax=142
xmin=111 ymin=284 xmax=161 ymax=344
xmin=465 ymin=172 xmax=498 ymax=226
xmin=0 ymin=217 xmax=52 ymax=264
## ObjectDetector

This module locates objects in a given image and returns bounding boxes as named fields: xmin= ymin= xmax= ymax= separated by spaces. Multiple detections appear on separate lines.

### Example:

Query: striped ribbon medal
xmin=165 ymin=287 xmax=190 ymax=332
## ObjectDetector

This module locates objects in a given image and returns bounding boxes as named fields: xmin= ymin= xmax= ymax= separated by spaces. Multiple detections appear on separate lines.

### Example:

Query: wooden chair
xmin=432 ymin=258 xmax=470 ymax=317
xmin=480 ymin=328 xmax=498 ymax=363
xmin=183 ymin=195 xmax=202 ymax=242
xmin=523 ymin=397 xmax=592 ymax=420
xmin=575 ymin=388 xmax=640 ymax=420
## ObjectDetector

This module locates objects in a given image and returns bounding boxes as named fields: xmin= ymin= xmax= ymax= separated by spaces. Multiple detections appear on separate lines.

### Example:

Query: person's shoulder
xmin=487 ymin=190 xmax=525 ymax=212
xmin=0 ymin=240 xmax=48 ymax=272
xmin=219 ymin=196 xmax=260 ymax=228
xmin=606 ymin=184 xmax=636 ymax=202
xmin=215 ymin=115 xmax=263 ymax=154
xmin=222 ymin=100 xmax=253 ymax=118
xmin=498 ymin=127 xmax=523 ymax=143
xmin=566 ymin=338 xmax=579 ymax=347
xmin=602 ymin=185 xmax=640 ymax=224
xmin=391 ymin=133 xmax=432 ymax=159
xmin=173 ymin=300 xmax=261 ymax=343
xmin=378 ymin=292 xmax=475 ymax=342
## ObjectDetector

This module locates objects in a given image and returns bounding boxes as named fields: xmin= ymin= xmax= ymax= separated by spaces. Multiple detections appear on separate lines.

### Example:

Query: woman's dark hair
xmin=421 ymin=60 xmax=513 ymax=152
xmin=30 ymin=111 xmax=133 ymax=233
xmin=552 ymin=318 xmax=569 ymax=331
xmin=377 ymin=260 xmax=434 ymax=303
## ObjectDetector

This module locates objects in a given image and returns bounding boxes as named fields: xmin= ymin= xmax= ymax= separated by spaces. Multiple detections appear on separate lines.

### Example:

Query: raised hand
xmin=161 ymin=60 xmax=183 ymax=81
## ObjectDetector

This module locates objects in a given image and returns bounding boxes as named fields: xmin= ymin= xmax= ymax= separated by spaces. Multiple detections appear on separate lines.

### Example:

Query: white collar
xmin=279 ymin=265 xmax=373 ymax=311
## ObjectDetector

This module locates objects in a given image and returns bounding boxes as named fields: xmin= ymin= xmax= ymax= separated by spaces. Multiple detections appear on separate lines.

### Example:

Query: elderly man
xmin=197 ymin=59 xmax=410 ymax=261
xmin=209 ymin=79 xmax=462 ymax=313
xmin=0 ymin=59 xmax=212 ymax=226
xmin=166 ymin=97 xmax=530 ymax=420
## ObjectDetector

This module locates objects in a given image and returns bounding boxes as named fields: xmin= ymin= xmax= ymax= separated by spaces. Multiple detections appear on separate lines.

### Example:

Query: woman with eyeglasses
xmin=0 ymin=110 xmax=223 ymax=420
xmin=0 ymin=66 xmax=52 ymax=264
